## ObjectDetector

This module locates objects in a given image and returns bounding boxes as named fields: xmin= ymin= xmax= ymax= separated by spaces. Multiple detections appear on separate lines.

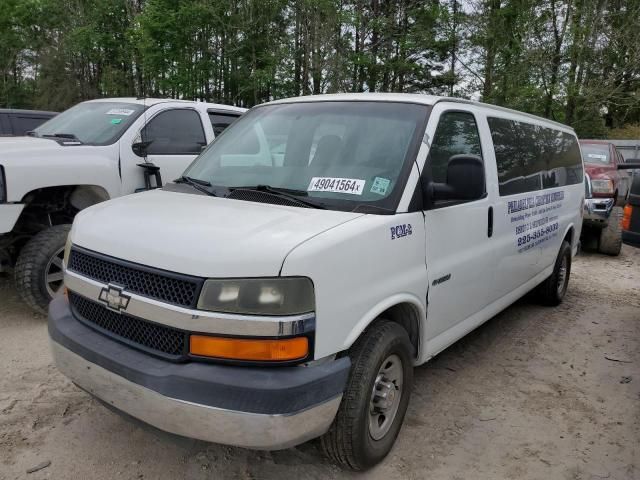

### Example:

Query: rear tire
xmin=537 ymin=240 xmax=572 ymax=306
xmin=598 ymin=206 xmax=623 ymax=256
xmin=14 ymin=224 xmax=71 ymax=314
xmin=320 ymin=321 xmax=413 ymax=471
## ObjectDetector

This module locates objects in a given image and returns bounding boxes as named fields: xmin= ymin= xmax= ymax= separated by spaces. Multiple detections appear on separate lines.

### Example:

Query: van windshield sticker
xmin=308 ymin=177 xmax=365 ymax=195
xmin=110 ymin=118 xmax=122 ymax=124
xmin=105 ymin=108 xmax=135 ymax=116
xmin=587 ymin=153 xmax=607 ymax=159
xmin=371 ymin=177 xmax=391 ymax=195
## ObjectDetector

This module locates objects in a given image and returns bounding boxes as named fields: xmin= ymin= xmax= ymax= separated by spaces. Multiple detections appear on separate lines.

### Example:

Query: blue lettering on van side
xmin=390 ymin=224 xmax=412 ymax=240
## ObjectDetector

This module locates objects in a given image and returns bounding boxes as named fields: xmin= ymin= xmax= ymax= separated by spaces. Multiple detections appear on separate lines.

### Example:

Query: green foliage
xmin=0 ymin=0 xmax=638 ymax=135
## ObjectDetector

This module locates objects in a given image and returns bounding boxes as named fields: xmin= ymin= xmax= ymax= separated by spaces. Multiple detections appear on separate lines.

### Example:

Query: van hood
xmin=71 ymin=189 xmax=364 ymax=278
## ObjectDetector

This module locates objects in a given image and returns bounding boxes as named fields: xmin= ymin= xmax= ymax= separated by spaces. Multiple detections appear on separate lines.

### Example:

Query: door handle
xmin=488 ymin=206 xmax=493 ymax=238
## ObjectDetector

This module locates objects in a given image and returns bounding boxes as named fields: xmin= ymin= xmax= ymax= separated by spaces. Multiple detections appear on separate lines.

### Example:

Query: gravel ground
xmin=1 ymin=246 xmax=639 ymax=480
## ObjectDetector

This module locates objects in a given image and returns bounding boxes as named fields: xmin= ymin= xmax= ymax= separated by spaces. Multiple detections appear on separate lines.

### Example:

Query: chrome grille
xmin=67 ymin=248 xmax=203 ymax=308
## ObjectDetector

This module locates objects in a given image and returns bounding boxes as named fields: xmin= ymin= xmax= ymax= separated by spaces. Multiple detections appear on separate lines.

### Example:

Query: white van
xmin=49 ymin=94 xmax=584 ymax=470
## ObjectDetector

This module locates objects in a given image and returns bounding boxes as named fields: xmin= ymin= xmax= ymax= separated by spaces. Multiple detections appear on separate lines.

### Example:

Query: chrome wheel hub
xmin=369 ymin=354 xmax=403 ymax=441
xmin=45 ymin=247 xmax=65 ymax=298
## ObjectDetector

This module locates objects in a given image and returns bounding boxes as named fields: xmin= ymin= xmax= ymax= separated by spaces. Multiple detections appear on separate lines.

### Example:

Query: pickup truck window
xmin=581 ymin=145 xmax=611 ymax=165
xmin=33 ymin=102 xmax=144 ymax=145
xmin=184 ymin=101 xmax=428 ymax=212
xmin=208 ymin=112 xmax=241 ymax=136
xmin=142 ymin=109 xmax=206 ymax=155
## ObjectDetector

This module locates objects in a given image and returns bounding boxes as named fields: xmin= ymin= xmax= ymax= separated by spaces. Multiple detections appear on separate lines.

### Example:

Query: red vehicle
xmin=580 ymin=140 xmax=631 ymax=255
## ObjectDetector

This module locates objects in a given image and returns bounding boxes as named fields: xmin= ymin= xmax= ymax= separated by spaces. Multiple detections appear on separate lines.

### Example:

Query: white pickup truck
xmin=0 ymin=98 xmax=245 ymax=312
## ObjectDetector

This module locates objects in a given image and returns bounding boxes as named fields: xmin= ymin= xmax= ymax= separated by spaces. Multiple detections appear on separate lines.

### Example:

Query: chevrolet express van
xmin=49 ymin=94 xmax=584 ymax=470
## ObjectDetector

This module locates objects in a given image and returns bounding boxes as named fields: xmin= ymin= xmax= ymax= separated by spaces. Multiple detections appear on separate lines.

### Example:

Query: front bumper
xmin=583 ymin=197 xmax=615 ymax=225
xmin=49 ymin=296 xmax=350 ymax=450
xmin=0 ymin=203 xmax=24 ymax=234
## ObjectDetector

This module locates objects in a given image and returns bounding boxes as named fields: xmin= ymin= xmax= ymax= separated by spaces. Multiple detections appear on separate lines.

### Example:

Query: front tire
xmin=320 ymin=321 xmax=413 ymax=471
xmin=536 ymin=240 xmax=572 ymax=306
xmin=14 ymin=224 xmax=71 ymax=314
xmin=598 ymin=206 xmax=623 ymax=256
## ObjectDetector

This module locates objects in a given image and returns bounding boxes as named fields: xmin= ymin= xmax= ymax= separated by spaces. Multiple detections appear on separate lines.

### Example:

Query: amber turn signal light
xmin=622 ymin=204 xmax=632 ymax=231
xmin=189 ymin=335 xmax=309 ymax=361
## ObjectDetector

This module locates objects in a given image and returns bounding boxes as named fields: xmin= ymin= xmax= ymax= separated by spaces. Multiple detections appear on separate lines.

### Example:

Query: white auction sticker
xmin=308 ymin=177 xmax=366 ymax=195
xmin=587 ymin=153 xmax=607 ymax=159
xmin=105 ymin=108 xmax=135 ymax=116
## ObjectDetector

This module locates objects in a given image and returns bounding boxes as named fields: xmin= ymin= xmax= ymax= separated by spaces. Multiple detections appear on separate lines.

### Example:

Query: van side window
xmin=488 ymin=117 xmax=583 ymax=196
xmin=428 ymin=112 xmax=482 ymax=183
xmin=142 ymin=109 xmax=206 ymax=155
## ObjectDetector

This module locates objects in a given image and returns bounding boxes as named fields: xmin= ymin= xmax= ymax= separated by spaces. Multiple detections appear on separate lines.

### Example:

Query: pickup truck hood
xmin=71 ymin=189 xmax=364 ymax=278
xmin=0 ymin=136 xmax=119 ymax=202
xmin=584 ymin=163 xmax=615 ymax=179
xmin=0 ymin=135 xmax=103 ymax=158
xmin=0 ymin=135 xmax=65 ymax=154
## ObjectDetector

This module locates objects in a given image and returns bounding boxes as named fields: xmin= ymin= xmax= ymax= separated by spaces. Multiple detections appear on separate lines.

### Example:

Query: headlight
xmin=0 ymin=166 xmax=6 ymax=203
xmin=197 ymin=277 xmax=315 ymax=315
xmin=590 ymin=178 xmax=614 ymax=194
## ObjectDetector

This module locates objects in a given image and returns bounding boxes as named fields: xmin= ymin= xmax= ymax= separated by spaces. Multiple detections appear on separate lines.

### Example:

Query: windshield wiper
xmin=42 ymin=133 xmax=83 ymax=143
xmin=175 ymin=175 xmax=217 ymax=197
xmin=230 ymin=185 xmax=326 ymax=209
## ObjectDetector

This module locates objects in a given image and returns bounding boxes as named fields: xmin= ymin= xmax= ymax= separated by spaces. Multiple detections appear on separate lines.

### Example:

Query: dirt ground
xmin=1 ymin=246 xmax=639 ymax=480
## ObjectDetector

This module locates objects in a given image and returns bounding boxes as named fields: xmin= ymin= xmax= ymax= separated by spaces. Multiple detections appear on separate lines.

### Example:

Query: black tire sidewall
xmin=555 ymin=242 xmax=572 ymax=300
xmin=14 ymin=224 xmax=71 ymax=313
xmin=350 ymin=323 xmax=414 ymax=467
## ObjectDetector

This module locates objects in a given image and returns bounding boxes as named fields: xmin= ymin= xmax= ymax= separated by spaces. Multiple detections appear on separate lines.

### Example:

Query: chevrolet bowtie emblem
xmin=98 ymin=284 xmax=131 ymax=313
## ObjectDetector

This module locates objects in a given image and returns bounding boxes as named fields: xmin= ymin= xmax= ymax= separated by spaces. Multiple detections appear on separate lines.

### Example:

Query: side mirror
xmin=132 ymin=140 xmax=153 ymax=158
xmin=427 ymin=154 xmax=485 ymax=203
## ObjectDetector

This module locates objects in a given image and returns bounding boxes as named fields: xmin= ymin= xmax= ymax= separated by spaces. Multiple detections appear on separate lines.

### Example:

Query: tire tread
xmin=14 ymin=224 xmax=71 ymax=314
xmin=320 ymin=321 xmax=410 ymax=470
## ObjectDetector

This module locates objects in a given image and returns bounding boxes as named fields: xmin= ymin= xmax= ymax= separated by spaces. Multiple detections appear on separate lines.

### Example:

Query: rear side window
xmin=488 ymin=117 xmax=583 ymax=196
xmin=428 ymin=111 xmax=483 ymax=184
xmin=142 ymin=109 xmax=206 ymax=155
xmin=208 ymin=112 xmax=241 ymax=137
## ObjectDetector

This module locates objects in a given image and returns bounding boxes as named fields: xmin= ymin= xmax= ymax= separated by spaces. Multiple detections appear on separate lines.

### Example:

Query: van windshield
xmin=183 ymin=101 xmax=428 ymax=212
xmin=33 ymin=101 xmax=145 ymax=145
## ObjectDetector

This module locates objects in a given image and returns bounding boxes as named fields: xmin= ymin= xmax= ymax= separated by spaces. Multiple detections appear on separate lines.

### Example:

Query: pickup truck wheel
xmin=598 ymin=206 xmax=623 ymax=256
xmin=536 ymin=240 xmax=572 ymax=306
xmin=320 ymin=321 xmax=413 ymax=471
xmin=14 ymin=224 xmax=71 ymax=314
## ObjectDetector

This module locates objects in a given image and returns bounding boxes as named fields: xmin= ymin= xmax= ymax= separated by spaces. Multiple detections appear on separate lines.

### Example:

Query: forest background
xmin=2 ymin=0 xmax=639 ymax=138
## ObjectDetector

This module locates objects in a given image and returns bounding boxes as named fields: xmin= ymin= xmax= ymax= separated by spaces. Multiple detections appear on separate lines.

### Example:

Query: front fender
xmin=3 ymin=144 xmax=121 ymax=202
xmin=342 ymin=293 xmax=426 ymax=362
xmin=281 ymin=212 xmax=428 ymax=360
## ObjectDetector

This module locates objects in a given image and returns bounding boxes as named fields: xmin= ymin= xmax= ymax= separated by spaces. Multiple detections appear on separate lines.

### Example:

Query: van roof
xmin=264 ymin=93 xmax=573 ymax=131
